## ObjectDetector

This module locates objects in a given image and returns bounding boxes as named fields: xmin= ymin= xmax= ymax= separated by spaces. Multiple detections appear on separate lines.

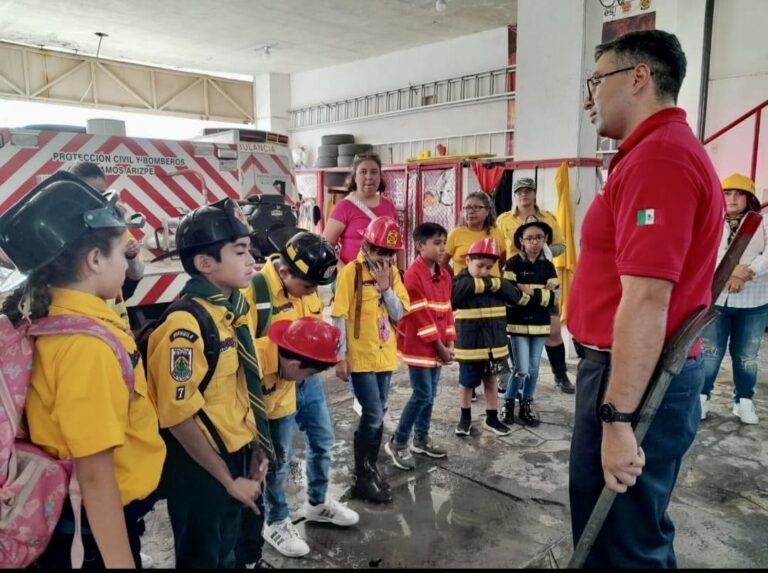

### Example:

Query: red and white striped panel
xmin=126 ymin=271 xmax=189 ymax=307
xmin=239 ymin=151 xmax=297 ymax=204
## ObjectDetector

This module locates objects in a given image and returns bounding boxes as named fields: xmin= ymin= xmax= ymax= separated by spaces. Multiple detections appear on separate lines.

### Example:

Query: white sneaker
xmin=352 ymin=398 xmax=362 ymax=416
xmin=140 ymin=552 xmax=154 ymax=568
xmin=263 ymin=518 xmax=310 ymax=558
xmin=700 ymin=394 xmax=709 ymax=421
xmin=733 ymin=399 xmax=759 ymax=424
xmin=304 ymin=497 xmax=359 ymax=526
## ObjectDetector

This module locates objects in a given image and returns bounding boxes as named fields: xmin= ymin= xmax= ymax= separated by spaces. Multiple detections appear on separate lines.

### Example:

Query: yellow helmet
xmin=721 ymin=173 xmax=756 ymax=194
xmin=721 ymin=173 xmax=760 ymax=212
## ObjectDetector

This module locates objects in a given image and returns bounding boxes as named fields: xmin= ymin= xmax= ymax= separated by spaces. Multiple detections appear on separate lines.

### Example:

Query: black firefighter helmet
xmin=0 ymin=171 xmax=142 ymax=274
xmin=154 ymin=198 xmax=252 ymax=260
xmin=277 ymin=231 xmax=337 ymax=286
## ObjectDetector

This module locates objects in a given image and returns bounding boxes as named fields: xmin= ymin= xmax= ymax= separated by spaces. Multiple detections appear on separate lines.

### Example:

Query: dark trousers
xmin=33 ymin=493 xmax=156 ymax=569
xmin=569 ymin=353 xmax=703 ymax=568
xmin=163 ymin=434 xmax=258 ymax=569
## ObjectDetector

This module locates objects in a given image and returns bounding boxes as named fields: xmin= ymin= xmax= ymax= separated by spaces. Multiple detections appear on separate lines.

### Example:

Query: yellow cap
xmin=721 ymin=173 xmax=756 ymax=195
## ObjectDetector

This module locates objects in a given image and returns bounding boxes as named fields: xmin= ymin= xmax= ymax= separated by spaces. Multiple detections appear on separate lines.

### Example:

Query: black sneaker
xmin=555 ymin=374 xmax=575 ymax=394
xmin=455 ymin=418 xmax=472 ymax=436
xmin=501 ymin=400 xmax=515 ymax=425
xmin=483 ymin=417 xmax=511 ymax=436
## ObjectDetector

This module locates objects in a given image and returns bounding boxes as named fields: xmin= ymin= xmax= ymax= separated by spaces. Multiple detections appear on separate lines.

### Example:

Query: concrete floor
xmin=142 ymin=339 xmax=768 ymax=568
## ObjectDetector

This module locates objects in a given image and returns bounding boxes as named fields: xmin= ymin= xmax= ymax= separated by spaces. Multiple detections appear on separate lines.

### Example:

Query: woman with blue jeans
xmin=502 ymin=221 xmax=560 ymax=427
xmin=701 ymin=174 xmax=768 ymax=425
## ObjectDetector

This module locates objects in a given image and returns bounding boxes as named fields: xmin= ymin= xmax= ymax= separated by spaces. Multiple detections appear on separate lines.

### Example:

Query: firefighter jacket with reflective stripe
xmin=397 ymin=256 xmax=456 ymax=367
xmin=503 ymin=253 xmax=559 ymax=336
xmin=451 ymin=269 xmax=524 ymax=362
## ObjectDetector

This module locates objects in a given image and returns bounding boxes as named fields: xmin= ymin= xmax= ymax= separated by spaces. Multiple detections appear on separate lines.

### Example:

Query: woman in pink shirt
xmin=323 ymin=153 xmax=403 ymax=269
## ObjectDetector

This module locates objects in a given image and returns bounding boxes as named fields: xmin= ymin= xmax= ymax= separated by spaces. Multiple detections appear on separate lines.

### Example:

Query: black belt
xmin=573 ymin=340 xmax=611 ymax=365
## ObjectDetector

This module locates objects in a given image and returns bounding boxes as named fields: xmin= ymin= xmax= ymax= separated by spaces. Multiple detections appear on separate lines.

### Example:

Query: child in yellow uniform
xmin=331 ymin=216 xmax=410 ymax=503
xmin=244 ymin=232 xmax=358 ymax=560
xmin=0 ymin=172 xmax=165 ymax=568
xmin=146 ymin=198 xmax=272 ymax=568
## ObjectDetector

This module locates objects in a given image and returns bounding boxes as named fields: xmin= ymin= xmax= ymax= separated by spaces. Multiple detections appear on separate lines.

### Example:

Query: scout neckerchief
xmin=181 ymin=276 xmax=274 ymax=459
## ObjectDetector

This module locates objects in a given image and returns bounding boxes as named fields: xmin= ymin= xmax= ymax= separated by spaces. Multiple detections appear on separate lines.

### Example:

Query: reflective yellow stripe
xmin=474 ymin=278 xmax=485 ymax=294
xmin=453 ymin=307 xmax=507 ymax=320
xmin=519 ymin=292 xmax=531 ymax=306
xmin=454 ymin=346 xmax=509 ymax=360
xmin=546 ymin=278 xmax=560 ymax=289
xmin=504 ymin=270 xmax=517 ymax=281
xmin=541 ymin=289 xmax=551 ymax=307
xmin=507 ymin=324 xmax=551 ymax=335
xmin=417 ymin=325 xmax=438 ymax=337
xmin=410 ymin=300 xmax=428 ymax=310
xmin=489 ymin=278 xmax=501 ymax=292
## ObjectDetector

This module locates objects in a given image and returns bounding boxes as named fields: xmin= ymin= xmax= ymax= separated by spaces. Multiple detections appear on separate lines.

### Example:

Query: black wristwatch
xmin=599 ymin=402 xmax=634 ymax=424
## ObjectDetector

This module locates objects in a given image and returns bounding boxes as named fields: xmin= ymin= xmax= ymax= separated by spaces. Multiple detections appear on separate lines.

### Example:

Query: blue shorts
xmin=458 ymin=361 xmax=491 ymax=389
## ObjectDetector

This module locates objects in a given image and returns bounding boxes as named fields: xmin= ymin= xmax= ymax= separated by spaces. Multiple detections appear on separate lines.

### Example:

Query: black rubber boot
xmin=546 ymin=343 xmax=575 ymax=394
xmin=352 ymin=432 xmax=392 ymax=503
xmin=369 ymin=428 xmax=392 ymax=496
xmin=501 ymin=399 xmax=515 ymax=425
xmin=518 ymin=400 xmax=541 ymax=427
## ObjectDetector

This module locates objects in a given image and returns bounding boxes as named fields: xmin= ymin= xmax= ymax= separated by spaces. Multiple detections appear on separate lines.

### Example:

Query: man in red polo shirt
xmin=568 ymin=30 xmax=723 ymax=567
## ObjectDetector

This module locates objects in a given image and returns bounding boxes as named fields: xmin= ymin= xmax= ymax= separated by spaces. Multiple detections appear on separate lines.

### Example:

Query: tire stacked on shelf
xmin=315 ymin=134 xmax=353 ymax=167
xmin=314 ymin=135 xmax=374 ymax=168
xmin=337 ymin=143 xmax=373 ymax=167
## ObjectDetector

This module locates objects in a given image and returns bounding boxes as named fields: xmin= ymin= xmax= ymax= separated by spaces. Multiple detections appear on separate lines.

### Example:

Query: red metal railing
xmin=703 ymin=99 xmax=767 ymax=183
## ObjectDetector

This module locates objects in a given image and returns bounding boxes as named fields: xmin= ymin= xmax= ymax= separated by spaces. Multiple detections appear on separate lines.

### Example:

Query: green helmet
xmin=280 ymin=231 xmax=337 ymax=286
xmin=0 ymin=171 xmax=142 ymax=274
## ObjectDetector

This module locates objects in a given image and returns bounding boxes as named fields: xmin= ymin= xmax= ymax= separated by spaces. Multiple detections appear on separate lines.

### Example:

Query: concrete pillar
xmin=254 ymin=72 xmax=291 ymax=134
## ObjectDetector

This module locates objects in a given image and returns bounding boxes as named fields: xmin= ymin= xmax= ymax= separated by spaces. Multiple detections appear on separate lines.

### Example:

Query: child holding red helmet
xmin=331 ymin=216 xmax=410 ymax=503
xmin=452 ymin=237 xmax=525 ymax=437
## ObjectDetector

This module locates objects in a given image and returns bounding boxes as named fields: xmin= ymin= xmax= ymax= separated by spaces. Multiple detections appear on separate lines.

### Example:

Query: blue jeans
xmin=263 ymin=374 xmax=334 ymax=524
xmin=504 ymin=335 xmax=547 ymax=401
xmin=393 ymin=366 xmax=441 ymax=445
xmin=569 ymin=354 xmax=703 ymax=567
xmin=701 ymin=303 xmax=768 ymax=401
xmin=351 ymin=371 xmax=392 ymax=442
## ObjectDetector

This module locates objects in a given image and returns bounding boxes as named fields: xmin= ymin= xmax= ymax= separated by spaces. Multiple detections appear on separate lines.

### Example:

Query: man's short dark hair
xmin=412 ymin=222 xmax=448 ymax=244
xmin=595 ymin=29 xmax=687 ymax=103
xmin=69 ymin=161 xmax=106 ymax=181
xmin=278 ymin=347 xmax=334 ymax=372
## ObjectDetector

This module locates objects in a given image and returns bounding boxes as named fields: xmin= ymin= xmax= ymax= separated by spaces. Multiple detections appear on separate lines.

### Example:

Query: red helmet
xmin=267 ymin=318 xmax=341 ymax=364
xmin=467 ymin=237 xmax=500 ymax=259
xmin=360 ymin=216 xmax=404 ymax=250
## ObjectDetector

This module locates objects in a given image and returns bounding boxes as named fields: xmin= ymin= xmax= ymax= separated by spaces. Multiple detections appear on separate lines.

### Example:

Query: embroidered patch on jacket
xmin=170 ymin=328 xmax=199 ymax=343
xmin=171 ymin=348 xmax=193 ymax=382
xmin=220 ymin=337 xmax=236 ymax=352
xmin=176 ymin=387 xmax=186 ymax=400
xmin=273 ymin=302 xmax=294 ymax=315
xmin=636 ymin=209 xmax=656 ymax=226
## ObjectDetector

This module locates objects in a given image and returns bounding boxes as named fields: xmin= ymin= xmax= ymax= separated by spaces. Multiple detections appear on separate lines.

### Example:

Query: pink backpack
xmin=0 ymin=314 xmax=135 ymax=568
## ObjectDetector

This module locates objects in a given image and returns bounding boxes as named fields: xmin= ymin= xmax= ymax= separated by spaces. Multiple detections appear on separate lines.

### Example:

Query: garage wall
xmin=704 ymin=0 xmax=768 ymax=199
xmin=288 ymin=27 xmax=511 ymax=164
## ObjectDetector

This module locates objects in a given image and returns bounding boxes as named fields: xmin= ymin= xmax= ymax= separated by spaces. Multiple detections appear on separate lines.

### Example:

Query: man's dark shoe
xmin=555 ymin=374 xmax=575 ymax=394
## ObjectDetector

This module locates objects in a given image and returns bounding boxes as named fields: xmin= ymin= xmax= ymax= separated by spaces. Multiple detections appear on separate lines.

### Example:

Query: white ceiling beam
xmin=0 ymin=41 xmax=254 ymax=123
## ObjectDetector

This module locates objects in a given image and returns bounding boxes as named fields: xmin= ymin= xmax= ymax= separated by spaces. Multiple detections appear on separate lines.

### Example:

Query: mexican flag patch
xmin=637 ymin=209 xmax=656 ymax=226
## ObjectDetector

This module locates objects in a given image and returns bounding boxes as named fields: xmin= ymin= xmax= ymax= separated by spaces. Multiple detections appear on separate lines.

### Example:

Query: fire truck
xmin=0 ymin=124 xmax=299 ymax=328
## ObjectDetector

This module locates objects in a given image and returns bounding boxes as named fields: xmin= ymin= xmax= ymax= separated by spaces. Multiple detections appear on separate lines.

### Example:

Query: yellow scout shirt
xmin=445 ymin=225 xmax=507 ymax=276
xmin=245 ymin=256 xmax=323 ymax=420
xmin=147 ymin=297 xmax=256 ymax=454
xmin=496 ymin=210 xmax=565 ymax=257
xmin=26 ymin=288 xmax=165 ymax=506
xmin=331 ymin=253 xmax=410 ymax=373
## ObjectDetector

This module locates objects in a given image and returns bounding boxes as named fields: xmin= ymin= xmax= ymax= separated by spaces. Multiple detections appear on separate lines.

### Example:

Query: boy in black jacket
xmin=502 ymin=221 xmax=559 ymax=427
xmin=452 ymin=237 xmax=525 ymax=437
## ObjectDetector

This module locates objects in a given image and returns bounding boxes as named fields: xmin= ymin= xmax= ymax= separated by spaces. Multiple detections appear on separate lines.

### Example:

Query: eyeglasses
xmin=585 ymin=66 xmax=635 ymax=100
xmin=522 ymin=235 xmax=546 ymax=243
xmin=463 ymin=205 xmax=488 ymax=212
